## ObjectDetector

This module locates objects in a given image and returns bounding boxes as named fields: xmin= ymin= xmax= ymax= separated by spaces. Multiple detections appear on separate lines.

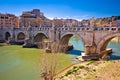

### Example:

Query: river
xmin=69 ymin=36 xmax=120 ymax=60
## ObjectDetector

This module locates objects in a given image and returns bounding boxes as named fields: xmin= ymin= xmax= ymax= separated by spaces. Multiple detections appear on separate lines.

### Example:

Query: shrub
xmin=65 ymin=70 xmax=73 ymax=76
xmin=79 ymin=66 xmax=85 ymax=69
xmin=65 ymin=65 xmax=85 ymax=76
xmin=93 ymin=69 xmax=96 ymax=72
xmin=87 ymin=60 xmax=96 ymax=65
xmin=73 ymin=66 xmax=78 ymax=69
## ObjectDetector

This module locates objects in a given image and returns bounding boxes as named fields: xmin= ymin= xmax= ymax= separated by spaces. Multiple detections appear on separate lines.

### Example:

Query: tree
xmin=101 ymin=18 xmax=106 ymax=27
xmin=70 ymin=21 xmax=76 ymax=28
xmin=40 ymin=53 xmax=58 ymax=80
xmin=95 ymin=18 xmax=101 ymax=27
xmin=38 ymin=42 xmax=59 ymax=80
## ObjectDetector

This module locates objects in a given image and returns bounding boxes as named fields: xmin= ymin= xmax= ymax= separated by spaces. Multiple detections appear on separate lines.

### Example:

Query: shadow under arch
xmin=34 ymin=33 xmax=49 ymax=49
xmin=17 ymin=32 xmax=25 ymax=41
xmin=34 ymin=33 xmax=48 ymax=43
xmin=5 ymin=32 xmax=11 ymax=40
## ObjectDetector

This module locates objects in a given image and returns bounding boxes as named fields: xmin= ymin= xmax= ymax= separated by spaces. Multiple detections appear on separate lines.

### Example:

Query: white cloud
xmin=47 ymin=17 xmax=54 ymax=20
xmin=47 ymin=15 xmax=92 ymax=21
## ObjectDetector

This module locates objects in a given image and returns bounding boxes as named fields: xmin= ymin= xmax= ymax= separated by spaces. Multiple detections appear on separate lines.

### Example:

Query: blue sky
xmin=0 ymin=0 xmax=120 ymax=20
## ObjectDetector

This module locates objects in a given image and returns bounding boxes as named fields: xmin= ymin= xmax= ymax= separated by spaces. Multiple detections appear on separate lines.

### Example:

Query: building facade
xmin=0 ymin=13 xmax=19 ymax=28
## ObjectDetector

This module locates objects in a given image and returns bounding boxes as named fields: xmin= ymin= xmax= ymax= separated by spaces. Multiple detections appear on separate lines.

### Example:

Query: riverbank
xmin=55 ymin=60 xmax=120 ymax=80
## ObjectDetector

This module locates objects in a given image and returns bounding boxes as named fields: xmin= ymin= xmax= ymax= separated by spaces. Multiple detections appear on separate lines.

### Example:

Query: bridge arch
xmin=59 ymin=32 xmax=84 ymax=52
xmin=97 ymin=33 xmax=120 ymax=53
xmin=5 ymin=32 xmax=11 ymax=40
xmin=60 ymin=32 xmax=84 ymax=45
xmin=34 ymin=32 xmax=48 ymax=43
xmin=17 ymin=32 xmax=25 ymax=41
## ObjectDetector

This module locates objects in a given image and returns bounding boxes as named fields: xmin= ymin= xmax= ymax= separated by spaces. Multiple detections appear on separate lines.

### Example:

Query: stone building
xmin=0 ymin=13 xmax=19 ymax=28
xmin=117 ymin=20 xmax=120 ymax=27
xmin=111 ymin=16 xmax=117 ymax=27
xmin=64 ymin=19 xmax=79 ymax=27
xmin=116 ymin=16 xmax=120 ymax=27
xmin=81 ymin=19 xmax=90 ymax=27
xmin=20 ymin=9 xmax=45 ymax=27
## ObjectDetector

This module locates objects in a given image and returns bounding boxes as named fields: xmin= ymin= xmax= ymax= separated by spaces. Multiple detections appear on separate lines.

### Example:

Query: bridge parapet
xmin=28 ymin=27 xmax=50 ymax=31
xmin=56 ymin=27 xmax=91 ymax=31
xmin=0 ymin=27 xmax=14 ymax=30
xmin=14 ymin=27 xmax=28 ymax=31
xmin=93 ymin=27 xmax=120 ymax=32
xmin=55 ymin=27 xmax=120 ymax=32
xmin=13 ymin=27 xmax=51 ymax=31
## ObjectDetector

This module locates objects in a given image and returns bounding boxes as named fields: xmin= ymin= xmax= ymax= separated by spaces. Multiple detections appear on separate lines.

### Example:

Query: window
xmin=5 ymin=17 xmax=8 ymax=19
xmin=112 ymin=28 xmax=116 ymax=30
xmin=1 ymin=16 xmax=4 ymax=19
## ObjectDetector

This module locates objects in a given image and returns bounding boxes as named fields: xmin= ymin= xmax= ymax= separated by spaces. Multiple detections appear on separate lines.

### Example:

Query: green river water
xmin=0 ymin=45 xmax=72 ymax=80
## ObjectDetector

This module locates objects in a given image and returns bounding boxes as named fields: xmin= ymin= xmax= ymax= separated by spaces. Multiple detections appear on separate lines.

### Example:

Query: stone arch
xmin=5 ymin=32 xmax=11 ymax=40
xmin=34 ymin=33 xmax=48 ymax=43
xmin=17 ymin=32 xmax=25 ymax=41
xmin=97 ymin=33 xmax=120 ymax=53
xmin=59 ymin=32 xmax=84 ymax=52
xmin=60 ymin=32 xmax=84 ymax=45
xmin=34 ymin=31 xmax=48 ymax=39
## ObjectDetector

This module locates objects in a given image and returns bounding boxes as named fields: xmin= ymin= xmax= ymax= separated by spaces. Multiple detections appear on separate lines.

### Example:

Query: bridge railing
xmin=1 ymin=26 xmax=120 ymax=32
xmin=94 ymin=27 xmax=120 ymax=32
xmin=56 ymin=27 xmax=91 ymax=31
xmin=31 ymin=27 xmax=50 ymax=31
xmin=55 ymin=26 xmax=120 ymax=32
xmin=13 ymin=27 xmax=51 ymax=31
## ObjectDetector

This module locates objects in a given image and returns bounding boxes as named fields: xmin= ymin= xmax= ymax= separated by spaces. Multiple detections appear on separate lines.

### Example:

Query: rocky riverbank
xmin=55 ymin=60 xmax=120 ymax=80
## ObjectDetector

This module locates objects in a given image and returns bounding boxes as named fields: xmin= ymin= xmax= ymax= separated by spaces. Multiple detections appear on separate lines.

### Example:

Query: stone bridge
xmin=0 ymin=26 xmax=120 ymax=60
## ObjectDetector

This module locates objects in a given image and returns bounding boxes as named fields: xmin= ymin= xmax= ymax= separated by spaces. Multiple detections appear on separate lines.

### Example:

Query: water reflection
xmin=68 ymin=50 xmax=83 ymax=56
xmin=68 ymin=36 xmax=84 ymax=59
xmin=108 ymin=38 xmax=120 ymax=60
xmin=69 ymin=36 xmax=84 ymax=51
